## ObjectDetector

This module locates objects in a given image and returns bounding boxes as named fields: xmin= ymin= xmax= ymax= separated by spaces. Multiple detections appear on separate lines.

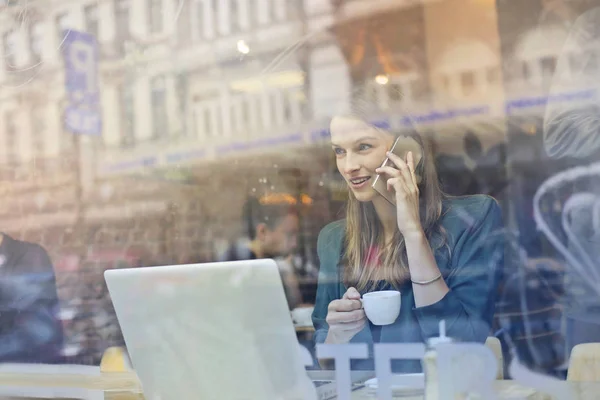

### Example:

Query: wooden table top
xmin=295 ymin=325 xmax=315 ymax=332
xmin=0 ymin=370 xmax=142 ymax=400
xmin=0 ymin=369 xmax=597 ymax=399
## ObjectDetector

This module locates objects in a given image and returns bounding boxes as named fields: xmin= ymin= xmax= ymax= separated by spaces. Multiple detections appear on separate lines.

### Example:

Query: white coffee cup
xmin=361 ymin=290 xmax=401 ymax=326
xmin=291 ymin=307 xmax=314 ymax=326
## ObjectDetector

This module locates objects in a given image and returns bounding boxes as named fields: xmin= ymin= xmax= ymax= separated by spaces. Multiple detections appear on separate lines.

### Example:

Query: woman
xmin=312 ymin=116 xmax=504 ymax=372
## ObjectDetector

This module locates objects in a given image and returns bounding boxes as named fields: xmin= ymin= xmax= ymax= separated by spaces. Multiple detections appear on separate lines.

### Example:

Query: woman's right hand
xmin=324 ymin=287 xmax=367 ymax=344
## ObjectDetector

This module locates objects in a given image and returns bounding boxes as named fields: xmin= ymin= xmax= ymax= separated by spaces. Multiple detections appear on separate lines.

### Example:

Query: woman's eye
xmin=333 ymin=148 xmax=345 ymax=155
xmin=358 ymin=144 xmax=372 ymax=151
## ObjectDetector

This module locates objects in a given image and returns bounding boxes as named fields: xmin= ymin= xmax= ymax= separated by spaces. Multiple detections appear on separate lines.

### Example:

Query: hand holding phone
xmin=372 ymin=136 xmax=422 ymax=205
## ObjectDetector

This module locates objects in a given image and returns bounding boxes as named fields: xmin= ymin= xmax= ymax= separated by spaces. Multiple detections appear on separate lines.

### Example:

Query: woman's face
xmin=330 ymin=116 xmax=396 ymax=203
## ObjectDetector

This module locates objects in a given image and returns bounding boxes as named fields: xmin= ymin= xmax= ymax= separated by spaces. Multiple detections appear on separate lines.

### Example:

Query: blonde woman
xmin=312 ymin=116 xmax=504 ymax=372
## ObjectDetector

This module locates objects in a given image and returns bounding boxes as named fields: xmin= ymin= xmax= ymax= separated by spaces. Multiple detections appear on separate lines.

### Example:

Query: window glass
xmin=0 ymin=0 xmax=599 ymax=397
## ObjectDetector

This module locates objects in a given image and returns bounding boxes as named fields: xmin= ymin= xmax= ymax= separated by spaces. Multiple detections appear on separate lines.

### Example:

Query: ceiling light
xmin=375 ymin=74 xmax=389 ymax=85
xmin=237 ymin=40 xmax=250 ymax=55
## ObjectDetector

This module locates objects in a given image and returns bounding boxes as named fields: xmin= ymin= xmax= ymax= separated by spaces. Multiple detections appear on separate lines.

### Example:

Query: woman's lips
xmin=349 ymin=176 xmax=372 ymax=189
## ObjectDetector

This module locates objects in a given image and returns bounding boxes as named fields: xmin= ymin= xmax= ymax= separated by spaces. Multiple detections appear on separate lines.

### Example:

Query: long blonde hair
xmin=343 ymin=127 xmax=448 ymax=292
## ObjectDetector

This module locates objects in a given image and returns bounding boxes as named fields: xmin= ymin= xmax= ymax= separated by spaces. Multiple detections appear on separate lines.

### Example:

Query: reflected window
xmin=120 ymin=84 xmax=136 ymax=147
xmin=255 ymin=96 xmax=264 ymax=129
xmin=389 ymin=83 xmax=402 ymax=102
xmin=4 ymin=113 xmax=17 ymax=165
xmin=241 ymin=97 xmax=250 ymax=127
xmin=230 ymin=94 xmax=242 ymax=133
xmin=521 ymin=61 xmax=531 ymax=81
xmin=487 ymin=66 xmax=500 ymax=84
xmin=460 ymin=71 xmax=475 ymax=96
xmin=211 ymin=0 xmax=220 ymax=36
xmin=203 ymin=108 xmax=212 ymax=135
xmin=151 ymin=76 xmax=168 ymax=139
xmin=174 ymin=74 xmax=188 ymax=136
xmin=268 ymin=0 xmax=279 ymax=22
xmin=231 ymin=92 xmax=256 ymax=134
xmin=29 ymin=21 xmax=43 ymax=64
xmin=270 ymin=91 xmax=279 ymax=127
xmin=56 ymin=12 xmax=70 ymax=45
xmin=148 ymin=0 xmax=163 ymax=34
xmin=31 ymin=106 xmax=45 ymax=159
xmin=193 ymin=0 xmax=206 ymax=40
xmin=283 ymin=92 xmax=292 ymax=123
xmin=230 ymin=0 xmax=240 ymax=33
xmin=176 ymin=0 xmax=191 ymax=43
xmin=3 ymin=30 xmax=16 ymax=70
xmin=295 ymin=90 xmax=307 ymax=121
xmin=540 ymin=56 xmax=557 ymax=77
xmin=115 ymin=0 xmax=131 ymax=52
xmin=193 ymin=92 xmax=220 ymax=138
xmin=84 ymin=4 xmax=99 ymax=40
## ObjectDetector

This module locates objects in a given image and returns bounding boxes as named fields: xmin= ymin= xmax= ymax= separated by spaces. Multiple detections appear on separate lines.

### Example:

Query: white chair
xmin=567 ymin=343 xmax=600 ymax=382
xmin=100 ymin=346 xmax=132 ymax=373
xmin=486 ymin=336 xmax=504 ymax=380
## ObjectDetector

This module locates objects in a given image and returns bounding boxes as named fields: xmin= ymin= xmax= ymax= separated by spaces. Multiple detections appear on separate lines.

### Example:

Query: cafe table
xmin=0 ymin=366 xmax=598 ymax=399
xmin=349 ymin=381 xmax=600 ymax=399
xmin=0 ymin=365 xmax=143 ymax=400
xmin=350 ymin=381 xmax=544 ymax=399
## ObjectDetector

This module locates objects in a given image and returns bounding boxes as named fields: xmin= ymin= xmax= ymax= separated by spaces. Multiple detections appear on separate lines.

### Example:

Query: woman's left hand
xmin=376 ymin=151 xmax=424 ymax=238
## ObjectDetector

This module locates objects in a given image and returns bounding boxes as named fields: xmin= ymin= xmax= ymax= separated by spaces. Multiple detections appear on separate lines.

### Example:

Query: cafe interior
xmin=0 ymin=0 xmax=599 ymax=398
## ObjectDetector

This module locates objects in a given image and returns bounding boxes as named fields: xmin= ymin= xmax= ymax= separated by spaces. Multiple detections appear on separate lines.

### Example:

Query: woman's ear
xmin=414 ymin=157 xmax=424 ymax=184
xmin=412 ymin=148 xmax=423 ymax=180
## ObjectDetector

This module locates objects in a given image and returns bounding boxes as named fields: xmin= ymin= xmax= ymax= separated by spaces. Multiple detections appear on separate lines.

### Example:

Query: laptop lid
xmin=105 ymin=260 xmax=317 ymax=400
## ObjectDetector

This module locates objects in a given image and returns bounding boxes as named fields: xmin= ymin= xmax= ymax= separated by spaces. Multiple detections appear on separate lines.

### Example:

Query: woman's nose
xmin=343 ymin=154 xmax=360 ymax=174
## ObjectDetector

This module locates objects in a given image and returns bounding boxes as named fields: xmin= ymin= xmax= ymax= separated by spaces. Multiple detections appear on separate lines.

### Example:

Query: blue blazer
xmin=0 ymin=235 xmax=64 ymax=363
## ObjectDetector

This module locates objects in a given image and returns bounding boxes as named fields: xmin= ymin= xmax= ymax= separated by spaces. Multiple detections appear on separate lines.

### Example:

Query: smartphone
xmin=371 ymin=136 xmax=423 ymax=205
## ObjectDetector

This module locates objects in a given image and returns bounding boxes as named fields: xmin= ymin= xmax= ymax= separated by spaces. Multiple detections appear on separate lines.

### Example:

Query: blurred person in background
xmin=219 ymin=196 xmax=302 ymax=310
xmin=0 ymin=233 xmax=64 ymax=363
xmin=312 ymin=115 xmax=504 ymax=372
xmin=543 ymin=5 xmax=600 ymax=359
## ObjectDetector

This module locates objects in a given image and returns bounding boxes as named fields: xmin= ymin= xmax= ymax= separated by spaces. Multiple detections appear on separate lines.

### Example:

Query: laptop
xmin=105 ymin=260 xmax=369 ymax=400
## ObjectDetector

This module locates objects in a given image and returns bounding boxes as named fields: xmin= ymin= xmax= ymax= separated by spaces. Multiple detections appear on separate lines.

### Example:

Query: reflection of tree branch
xmin=372 ymin=34 xmax=400 ymax=75
xmin=350 ymin=27 xmax=366 ymax=66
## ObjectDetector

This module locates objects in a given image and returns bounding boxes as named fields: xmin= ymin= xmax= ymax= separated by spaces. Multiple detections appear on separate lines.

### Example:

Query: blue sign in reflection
xmin=102 ymin=88 xmax=598 ymax=173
